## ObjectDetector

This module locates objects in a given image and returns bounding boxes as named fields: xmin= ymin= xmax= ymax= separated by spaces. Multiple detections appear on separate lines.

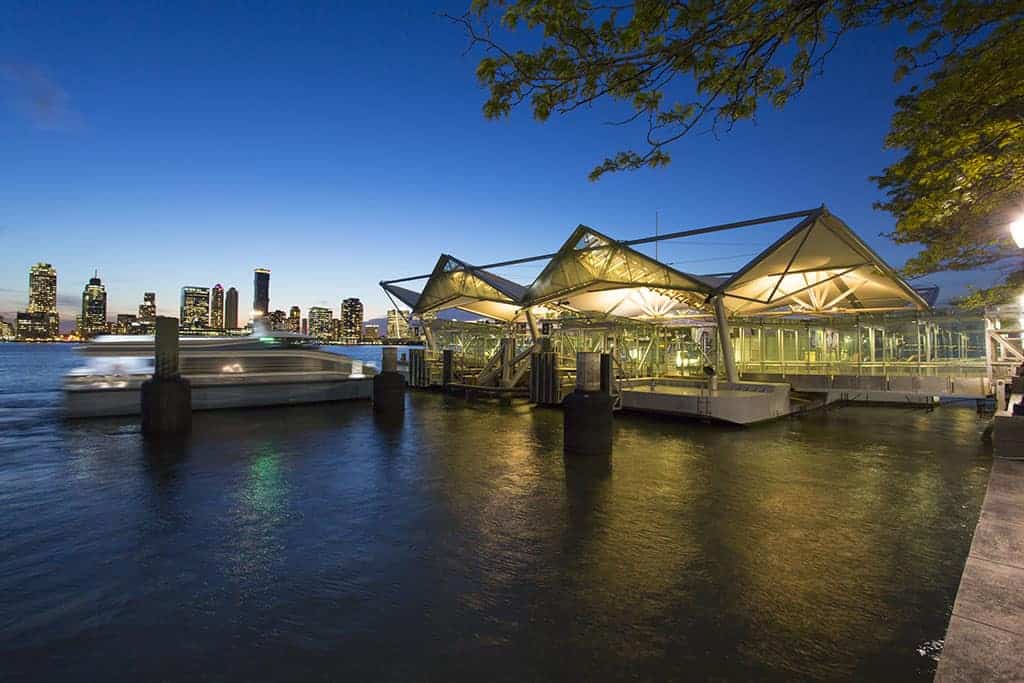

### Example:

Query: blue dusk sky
xmin=0 ymin=1 xmax=1001 ymax=323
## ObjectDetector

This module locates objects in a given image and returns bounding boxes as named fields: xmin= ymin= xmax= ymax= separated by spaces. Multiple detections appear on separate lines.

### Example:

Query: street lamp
xmin=1011 ymin=215 xmax=1024 ymax=249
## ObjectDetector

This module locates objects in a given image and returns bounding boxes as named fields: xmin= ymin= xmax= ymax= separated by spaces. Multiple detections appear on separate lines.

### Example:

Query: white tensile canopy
xmin=715 ymin=209 xmax=930 ymax=316
xmin=521 ymin=225 xmax=714 ymax=320
xmin=382 ymin=208 xmax=931 ymax=324
xmin=411 ymin=254 xmax=527 ymax=322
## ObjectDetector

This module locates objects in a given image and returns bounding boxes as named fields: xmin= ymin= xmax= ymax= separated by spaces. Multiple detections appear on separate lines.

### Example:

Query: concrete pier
xmin=141 ymin=316 xmax=191 ymax=436
xmin=935 ymin=457 xmax=1024 ymax=681
xmin=373 ymin=347 xmax=405 ymax=414
xmin=563 ymin=352 xmax=613 ymax=456
xmin=529 ymin=337 xmax=560 ymax=405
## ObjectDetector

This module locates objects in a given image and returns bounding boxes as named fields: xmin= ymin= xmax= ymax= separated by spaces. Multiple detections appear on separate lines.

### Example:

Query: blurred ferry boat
xmin=63 ymin=330 xmax=375 ymax=418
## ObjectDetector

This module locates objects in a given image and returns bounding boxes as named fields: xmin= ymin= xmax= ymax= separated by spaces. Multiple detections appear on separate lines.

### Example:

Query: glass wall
xmin=546 ymin=310 xmax=991 ymax=380
xmin=423 ymin=309 xmax=1001 ymax=388
xmin=729 ymin=311 xmax=987 ymax=377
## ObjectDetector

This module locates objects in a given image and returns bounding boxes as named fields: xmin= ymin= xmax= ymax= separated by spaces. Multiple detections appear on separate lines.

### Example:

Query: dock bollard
xmin=563 ymin=352 xmax=614 ymax=456
xmin=141 ymin=316 xmax=192 ymax=436
xmin=373 ymin=347 xmax=405 ymax=413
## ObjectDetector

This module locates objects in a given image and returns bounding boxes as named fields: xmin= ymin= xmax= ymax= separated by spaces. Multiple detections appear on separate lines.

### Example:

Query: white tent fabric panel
xmin=551 ymin=286 xmax=708 ymax=320
xmin=412 ymin=254 xmax=527 ymax=322
xmin=523 ymin=225 xmax=712 ymax=316
xmin=438 ymin=297 xmax=523 ymax=322
xmin=717 ymin=211 xmax=928 ymax=315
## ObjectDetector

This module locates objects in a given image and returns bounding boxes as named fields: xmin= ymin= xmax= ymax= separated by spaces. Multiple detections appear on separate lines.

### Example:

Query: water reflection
xmin=1 ymin=385 xmax=992 ymax=681
xmin=371 ymin=410 xmax=405 ymax=440
xmin=142 ymin=433 xmax=190 ymax=469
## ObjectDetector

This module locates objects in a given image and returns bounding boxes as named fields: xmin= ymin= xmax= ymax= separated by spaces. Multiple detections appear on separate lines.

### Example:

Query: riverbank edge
xmin=935 ymin=457 xmax=1024 ymax=680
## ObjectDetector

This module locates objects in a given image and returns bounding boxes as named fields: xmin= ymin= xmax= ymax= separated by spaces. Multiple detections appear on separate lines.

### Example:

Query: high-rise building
xmin=341 ymin=298 xmax=363 ymax=343
xmin=0 ymin=315 xmax=15 ymax=341
xmin=180 ymin=286 xmax=210 ymax=330
xmin=363 ymin=324 xmax=379 ymax=341
xmin=78 ymin=273 xmax=108 ymax=338
xmin=288 ymin=306 xmax=301 ymax=333
xmin=307 ymin=306 xmax=333 ymax=340
xmin=265 ymin=309 xmax=287 ymax=331
xmin=253 ymin=268 xmax=270 ymax=318
xmin=138 ymin=292 xmax=156 ymax=324
xmin=225 ymin=287 xmax=239 ymax=330
xmin=26 ymin=262 xmax=59 ymax=338
xmin=301 ymin=318 xmax=308 ymax=336
xmin=115 ymin=313 xmax=141 ymax=335
xmin=16 ymin=312 xmax=54 ymax=340
xmin=210 ymin=284 xmax=225 ymax=330
xmin=386 ymin=309 xmax=410 ymax=340
xmin=28 ymin=262 xmax=57 ymax=313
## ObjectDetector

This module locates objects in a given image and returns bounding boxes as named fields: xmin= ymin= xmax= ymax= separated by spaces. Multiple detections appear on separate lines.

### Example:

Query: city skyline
xmin=5 ymin=260 xmax=408 ymax=340
xmin=1 ymin=3 xmax=1007 ymax=325
xmin=1 ymin=259 xmax=405 ymax=333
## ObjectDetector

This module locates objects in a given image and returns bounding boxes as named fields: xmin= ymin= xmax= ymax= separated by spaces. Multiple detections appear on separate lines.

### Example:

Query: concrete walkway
xmin=935 ymin=457 xmax=1024 ymax=681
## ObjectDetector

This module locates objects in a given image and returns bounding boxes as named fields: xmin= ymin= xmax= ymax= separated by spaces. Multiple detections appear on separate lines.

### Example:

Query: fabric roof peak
xmin=714 ymin=210 xmax=929 ymax=316
xmin=410 ymin=253 xmax=527 ymax=322
xmin=521 ymin=224 xmax=714 ymax=319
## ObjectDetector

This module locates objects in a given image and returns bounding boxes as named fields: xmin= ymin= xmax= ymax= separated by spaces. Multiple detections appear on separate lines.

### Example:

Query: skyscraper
xmin=341 ymin=298 xmax=363 ymax=343
xmin=0 ymin=315 xmax=15 ymax=341
xmin=27 ymin=262 xmax=59 ymax=338
xmin=28 ymin=263 xmax=57 ymax=313
xmin=180 ymin=286 xmax=210 ymax=330
xmin=307 ymin=306 xmax=333 ymax=340
xmin=225 ymin=287 xmax=239 ymax=330
xmin=265 ymin=309 xmax=287 ymax=331
xmin=116 ymin=313 xmax=140 ymax=334
xmin=386 ymin=309 xmax=410 ymax=340
xmin=78 ymin=273 xmax=108 ymax=338
xmin=16 ymin=312 xmax=53 ymax=340
xmin=288 ymin=306 xmax=301 ymax=333
xmin=138 ymin=292 xmax=156 ymax=323
xmin=210 ymin=284 xmax=225 ymax=330
xmin=253 ymin=268 xmax=270 ymax=318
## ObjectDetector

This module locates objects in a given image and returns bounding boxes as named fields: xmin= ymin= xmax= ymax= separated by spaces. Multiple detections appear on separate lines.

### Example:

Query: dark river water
xmin=0 ymin=343 xmax=991 ymax=681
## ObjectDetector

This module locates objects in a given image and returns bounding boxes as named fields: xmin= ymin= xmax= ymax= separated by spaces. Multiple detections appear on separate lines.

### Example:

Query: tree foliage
xmin=952 ymin=269 xmax=1024 ymax=310
xmin=450 ymin=0 xmax=1024 ymax=301
xmin=874 ymin=13 xmax=1023 ymax=285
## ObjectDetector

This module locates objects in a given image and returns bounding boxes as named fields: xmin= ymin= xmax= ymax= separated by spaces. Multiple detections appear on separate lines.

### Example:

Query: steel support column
xmin=525 ymin=308 xmax=540 ymax=342
xmin=712 ymin=295 xmax=739 ymax=383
